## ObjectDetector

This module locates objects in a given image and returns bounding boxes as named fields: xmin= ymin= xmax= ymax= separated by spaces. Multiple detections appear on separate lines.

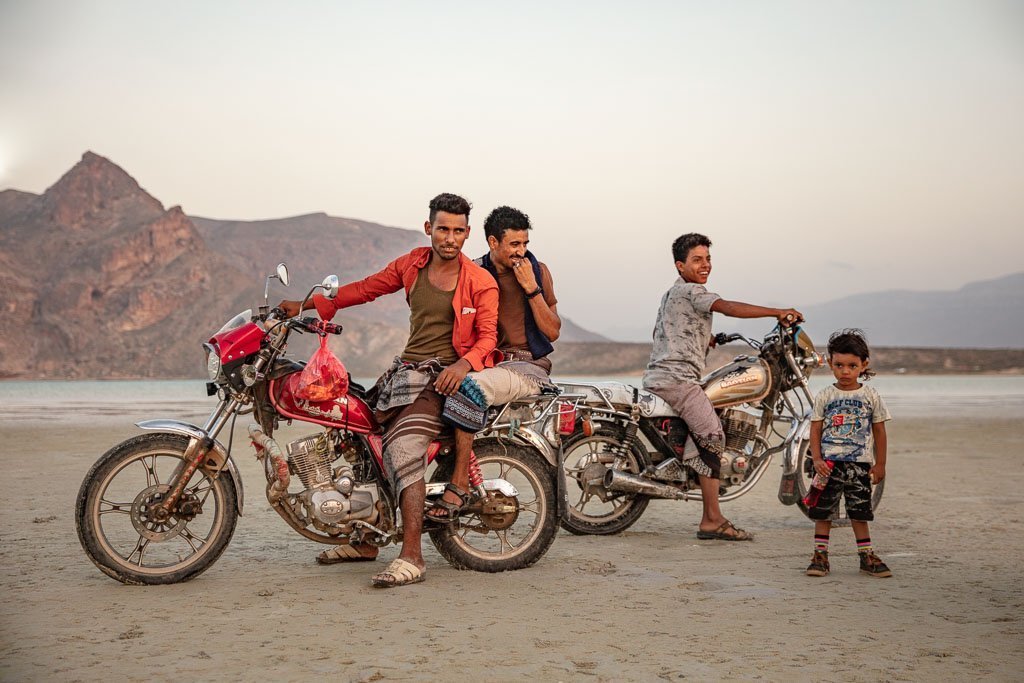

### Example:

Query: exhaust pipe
xmin=603 ymin=469 xmax=694 ymax=500
xmin=249 ymin=425 xmax=289 ymax=501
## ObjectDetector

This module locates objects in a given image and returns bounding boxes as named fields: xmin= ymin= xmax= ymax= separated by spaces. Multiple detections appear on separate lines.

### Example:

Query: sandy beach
xmin=1 ymin=391 xmax=1022 ymax=681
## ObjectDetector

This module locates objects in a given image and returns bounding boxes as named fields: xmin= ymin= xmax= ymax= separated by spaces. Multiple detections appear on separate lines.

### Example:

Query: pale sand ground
xmin=1 ymin=408 xmax=1022 ymax=681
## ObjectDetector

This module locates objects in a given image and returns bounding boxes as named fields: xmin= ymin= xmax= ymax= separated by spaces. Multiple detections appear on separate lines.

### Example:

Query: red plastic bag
xmin=295 ymin=335 xmax=349 ymax=402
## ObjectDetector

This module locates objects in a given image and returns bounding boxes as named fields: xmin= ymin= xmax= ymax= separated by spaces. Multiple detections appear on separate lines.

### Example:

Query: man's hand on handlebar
xmin=776 ymin=309 xmax=804 ymax=327
xmin=276 ymin=300 xmax=304 ymax=318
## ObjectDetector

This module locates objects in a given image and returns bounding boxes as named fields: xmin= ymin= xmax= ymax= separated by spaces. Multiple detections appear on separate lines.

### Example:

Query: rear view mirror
xmin=264 ymin=262 xmax=291 ymax=311
xmin=322 ymin=275 xmax=339 ymax=299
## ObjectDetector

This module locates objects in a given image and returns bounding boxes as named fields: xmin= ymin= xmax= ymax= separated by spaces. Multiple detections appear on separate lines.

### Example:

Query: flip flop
xmin=316 ymin=543 xmax=378 ymax=564
xmin=696 ymin=520 xmax=753 ymax=541
xmin=371 ymin=558 xmax=425 ymax=588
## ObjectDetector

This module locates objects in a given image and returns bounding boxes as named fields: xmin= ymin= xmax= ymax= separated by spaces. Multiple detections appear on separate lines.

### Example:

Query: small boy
xmin=806 ymin=328 xmax=892 ymax=578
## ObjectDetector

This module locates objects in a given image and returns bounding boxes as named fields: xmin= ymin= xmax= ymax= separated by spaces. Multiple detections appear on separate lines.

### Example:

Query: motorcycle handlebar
xmin=297 ymin=317 xmax=343 ymax=336
xmin=715 ymin=332 xmax=744 ymax=346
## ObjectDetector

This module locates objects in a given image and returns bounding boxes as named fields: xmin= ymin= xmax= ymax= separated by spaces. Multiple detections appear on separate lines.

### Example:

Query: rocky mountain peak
xmin=0 ymin=153 xmax=256 ymax=379
xmin=40 ymin=151 xmax=163 ymax=230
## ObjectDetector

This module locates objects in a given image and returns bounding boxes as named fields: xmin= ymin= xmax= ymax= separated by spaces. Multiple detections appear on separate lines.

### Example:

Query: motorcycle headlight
xmin=204 ymin=344 xmax=222 ymax=381
xmin=803 ymin=352 xmax=823 ymax=368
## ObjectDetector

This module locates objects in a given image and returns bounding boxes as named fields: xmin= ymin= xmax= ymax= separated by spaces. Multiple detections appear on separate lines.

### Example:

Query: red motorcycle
xmin=76 ymin=266 xmax=560 ymax=584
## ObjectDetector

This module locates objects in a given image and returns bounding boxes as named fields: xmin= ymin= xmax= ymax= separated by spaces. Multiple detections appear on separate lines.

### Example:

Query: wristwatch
xmin=526 ymin=287 xmax=543 ymax=299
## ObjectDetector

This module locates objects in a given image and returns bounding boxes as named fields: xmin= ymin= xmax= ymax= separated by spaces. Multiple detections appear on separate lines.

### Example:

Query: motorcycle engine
xmin=718 ymin=409 xmax=759 ymax=485
xmin=286 ymin=432 xmax=380 ymax=527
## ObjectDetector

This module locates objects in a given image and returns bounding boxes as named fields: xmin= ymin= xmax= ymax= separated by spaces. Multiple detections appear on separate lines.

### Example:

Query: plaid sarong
xmin=371 ymin=357 xmax=445 ymax=414
xmin=371 ymin=358 xmax=448 ymax=495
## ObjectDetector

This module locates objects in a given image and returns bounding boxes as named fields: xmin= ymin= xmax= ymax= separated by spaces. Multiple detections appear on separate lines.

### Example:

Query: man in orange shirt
xmin=279 ymin=193 xmax=498 ymax=587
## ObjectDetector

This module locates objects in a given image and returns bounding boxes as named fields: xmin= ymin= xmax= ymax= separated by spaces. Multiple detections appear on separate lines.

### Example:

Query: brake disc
xmin=131 ymin=485 xmax=191 ymax=542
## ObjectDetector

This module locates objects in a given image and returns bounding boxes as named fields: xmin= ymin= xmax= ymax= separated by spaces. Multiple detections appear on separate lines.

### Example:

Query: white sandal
xmin=371 ymin=558 xmax=425 ymax=587
xmin=316 ymin=543 xmax=377 ymax=564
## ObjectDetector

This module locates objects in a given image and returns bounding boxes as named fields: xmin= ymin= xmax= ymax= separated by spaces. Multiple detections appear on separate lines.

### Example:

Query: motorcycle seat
xmin=554 ymin=381 xmax=679 ymax=418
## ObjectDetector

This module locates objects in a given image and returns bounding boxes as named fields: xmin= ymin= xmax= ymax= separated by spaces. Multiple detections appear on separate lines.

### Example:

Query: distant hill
xmin=551 ymin=343 xmax=1024 ymax=376
xmin=2 ymin=151 xmax=1016 ymax=380
xmin=189 ymin=209 xmax=609 ymax=370
xmin=190 ymin=213 xmax=610 ymax=341
xmin=0 ymin=152 xmax=605 ymax=379
xmin=723 ymin=273 xmax=1024 ymax=349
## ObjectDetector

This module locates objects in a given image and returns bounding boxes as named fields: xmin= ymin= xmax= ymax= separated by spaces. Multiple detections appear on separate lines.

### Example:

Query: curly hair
xmin=483 ymin=206 xmax=532 ymax=242
xmin=672 ymin=233 xmax=712 ymax=263
xmin=827 ymin=328 xmax=876 ymax=380
xmin=428 ymin=193 xmax=472 ymax=223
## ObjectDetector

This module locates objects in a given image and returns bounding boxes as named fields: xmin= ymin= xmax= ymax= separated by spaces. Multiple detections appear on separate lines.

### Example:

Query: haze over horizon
xmin=2 ymin=1 xmax=1022 ymax=341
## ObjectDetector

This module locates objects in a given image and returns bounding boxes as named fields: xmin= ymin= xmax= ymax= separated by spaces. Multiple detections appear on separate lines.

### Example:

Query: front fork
xmin=778 ymin=414 xmax=812 ymax=506
xmin=153 ymin=395 xmax=243 ymax=520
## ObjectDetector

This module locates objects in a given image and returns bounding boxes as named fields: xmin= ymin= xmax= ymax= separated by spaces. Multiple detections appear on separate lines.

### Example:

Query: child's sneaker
xmin=805 ymin=550 xmax=830 ymax=577
xmin=859 ymin=551 xmax=892 ymax=578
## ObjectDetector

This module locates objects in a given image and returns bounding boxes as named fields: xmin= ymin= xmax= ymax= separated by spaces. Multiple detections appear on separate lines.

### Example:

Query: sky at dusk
xmin=2 ymin=1 xmax=1022 ymax=340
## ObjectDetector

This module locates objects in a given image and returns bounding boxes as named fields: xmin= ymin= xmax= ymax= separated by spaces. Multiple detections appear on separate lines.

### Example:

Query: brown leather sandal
xmin=696 ymin=520 xmax=753 ymax=541
xmin=426 ymin=482 xmax=471 ymax=522
xmin=316 ymin=543 xmax=378 ymax=564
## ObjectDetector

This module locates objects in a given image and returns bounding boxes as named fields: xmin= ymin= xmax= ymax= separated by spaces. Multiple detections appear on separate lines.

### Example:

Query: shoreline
xmin=4 ymin=345 xmax=1024 ymax=381
xmin=4 ymin=368 xmax=1024 ymax=382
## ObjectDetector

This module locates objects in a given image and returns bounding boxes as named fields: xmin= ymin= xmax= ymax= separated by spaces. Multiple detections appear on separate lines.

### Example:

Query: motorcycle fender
xmin=426 ymin=479 xmax=519 ymax=498
xmin=136 ymin=419 xmax=244 ymax=515
xmin=486 ymin=426 xmax=558 ymax=468
xmin=782 ymin=415 xmax=813 ymax=476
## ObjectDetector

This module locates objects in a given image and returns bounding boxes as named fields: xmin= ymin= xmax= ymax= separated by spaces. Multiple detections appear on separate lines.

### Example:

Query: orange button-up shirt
xmin=312 ymin=247 xmax=499 ymax=371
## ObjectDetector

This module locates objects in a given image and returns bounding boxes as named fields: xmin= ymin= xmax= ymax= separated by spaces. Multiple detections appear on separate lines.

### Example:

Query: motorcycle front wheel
xmin=794 ymin=441 xmax=884 ymax=524
xmin=76 ymin=433 xmax=238 ymax=585
xmin=429 ymin=439 xmax=558 ymax=573
xmin=559 ymin=427 xmax=652 ymax=536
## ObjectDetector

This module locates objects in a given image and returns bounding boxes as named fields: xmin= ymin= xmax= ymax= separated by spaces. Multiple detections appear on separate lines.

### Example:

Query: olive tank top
xmin=401 ymin=269 xmax=458 ymax=364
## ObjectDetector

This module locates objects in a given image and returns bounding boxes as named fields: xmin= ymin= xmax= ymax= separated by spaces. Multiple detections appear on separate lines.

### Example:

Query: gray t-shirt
xmin=811 ymin=384 xmax=892 ymax=463
xmin=642 ymin=278 xmax=721 ymax=388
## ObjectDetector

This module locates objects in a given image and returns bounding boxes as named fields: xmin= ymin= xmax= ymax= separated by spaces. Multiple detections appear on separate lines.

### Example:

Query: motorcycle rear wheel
xmin=429 ymin=440 xmax=557 ymax=573
xmin=559 ymin=427 xmax=652 ymax=536
xmin=76 ymin=433 xmax=238 ymax=585
xmin=794 ymin=441 xmax=884 ymax=524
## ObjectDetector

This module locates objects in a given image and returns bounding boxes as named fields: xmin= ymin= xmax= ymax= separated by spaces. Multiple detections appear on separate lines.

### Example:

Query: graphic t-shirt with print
xmin=811 ymin=384 xmax=892 ymax=463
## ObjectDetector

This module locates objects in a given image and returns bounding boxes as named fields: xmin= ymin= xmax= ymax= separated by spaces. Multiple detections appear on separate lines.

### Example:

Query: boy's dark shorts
xmin=808 ymin=461 xmax=874 ymax=521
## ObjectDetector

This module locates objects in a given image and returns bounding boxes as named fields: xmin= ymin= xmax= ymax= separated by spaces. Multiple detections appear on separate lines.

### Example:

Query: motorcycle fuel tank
xmin=702 ymin=356 xmax=771 ymax=408
xmin=271 ymin=373 xmax=377 ymax=433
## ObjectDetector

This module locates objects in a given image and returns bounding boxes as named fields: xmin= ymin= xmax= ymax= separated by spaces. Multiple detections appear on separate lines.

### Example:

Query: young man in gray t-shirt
xmin=642 ymin=233 xmax=802 ymax=541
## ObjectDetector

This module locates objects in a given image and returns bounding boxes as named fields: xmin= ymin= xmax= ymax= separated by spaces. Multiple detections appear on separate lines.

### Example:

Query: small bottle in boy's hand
xmin=802 ymin=461 xmax=835 ymax=508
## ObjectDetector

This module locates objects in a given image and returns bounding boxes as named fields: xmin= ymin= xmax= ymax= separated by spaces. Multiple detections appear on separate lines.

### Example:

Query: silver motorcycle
xmin=554 ymin=324 xmax=884 ymax=534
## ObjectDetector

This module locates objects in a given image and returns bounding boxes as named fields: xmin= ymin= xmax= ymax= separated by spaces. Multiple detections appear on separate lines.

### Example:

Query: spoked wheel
xmin=76 ymin=433 xmax=238 ymax=585
xmin=429 ymin=440 xmax=557 ymax=573
xmin=559 ymin=427 xmax=652 ymax=535
xmin=795 ymin=441 xmax=884 ymax=525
